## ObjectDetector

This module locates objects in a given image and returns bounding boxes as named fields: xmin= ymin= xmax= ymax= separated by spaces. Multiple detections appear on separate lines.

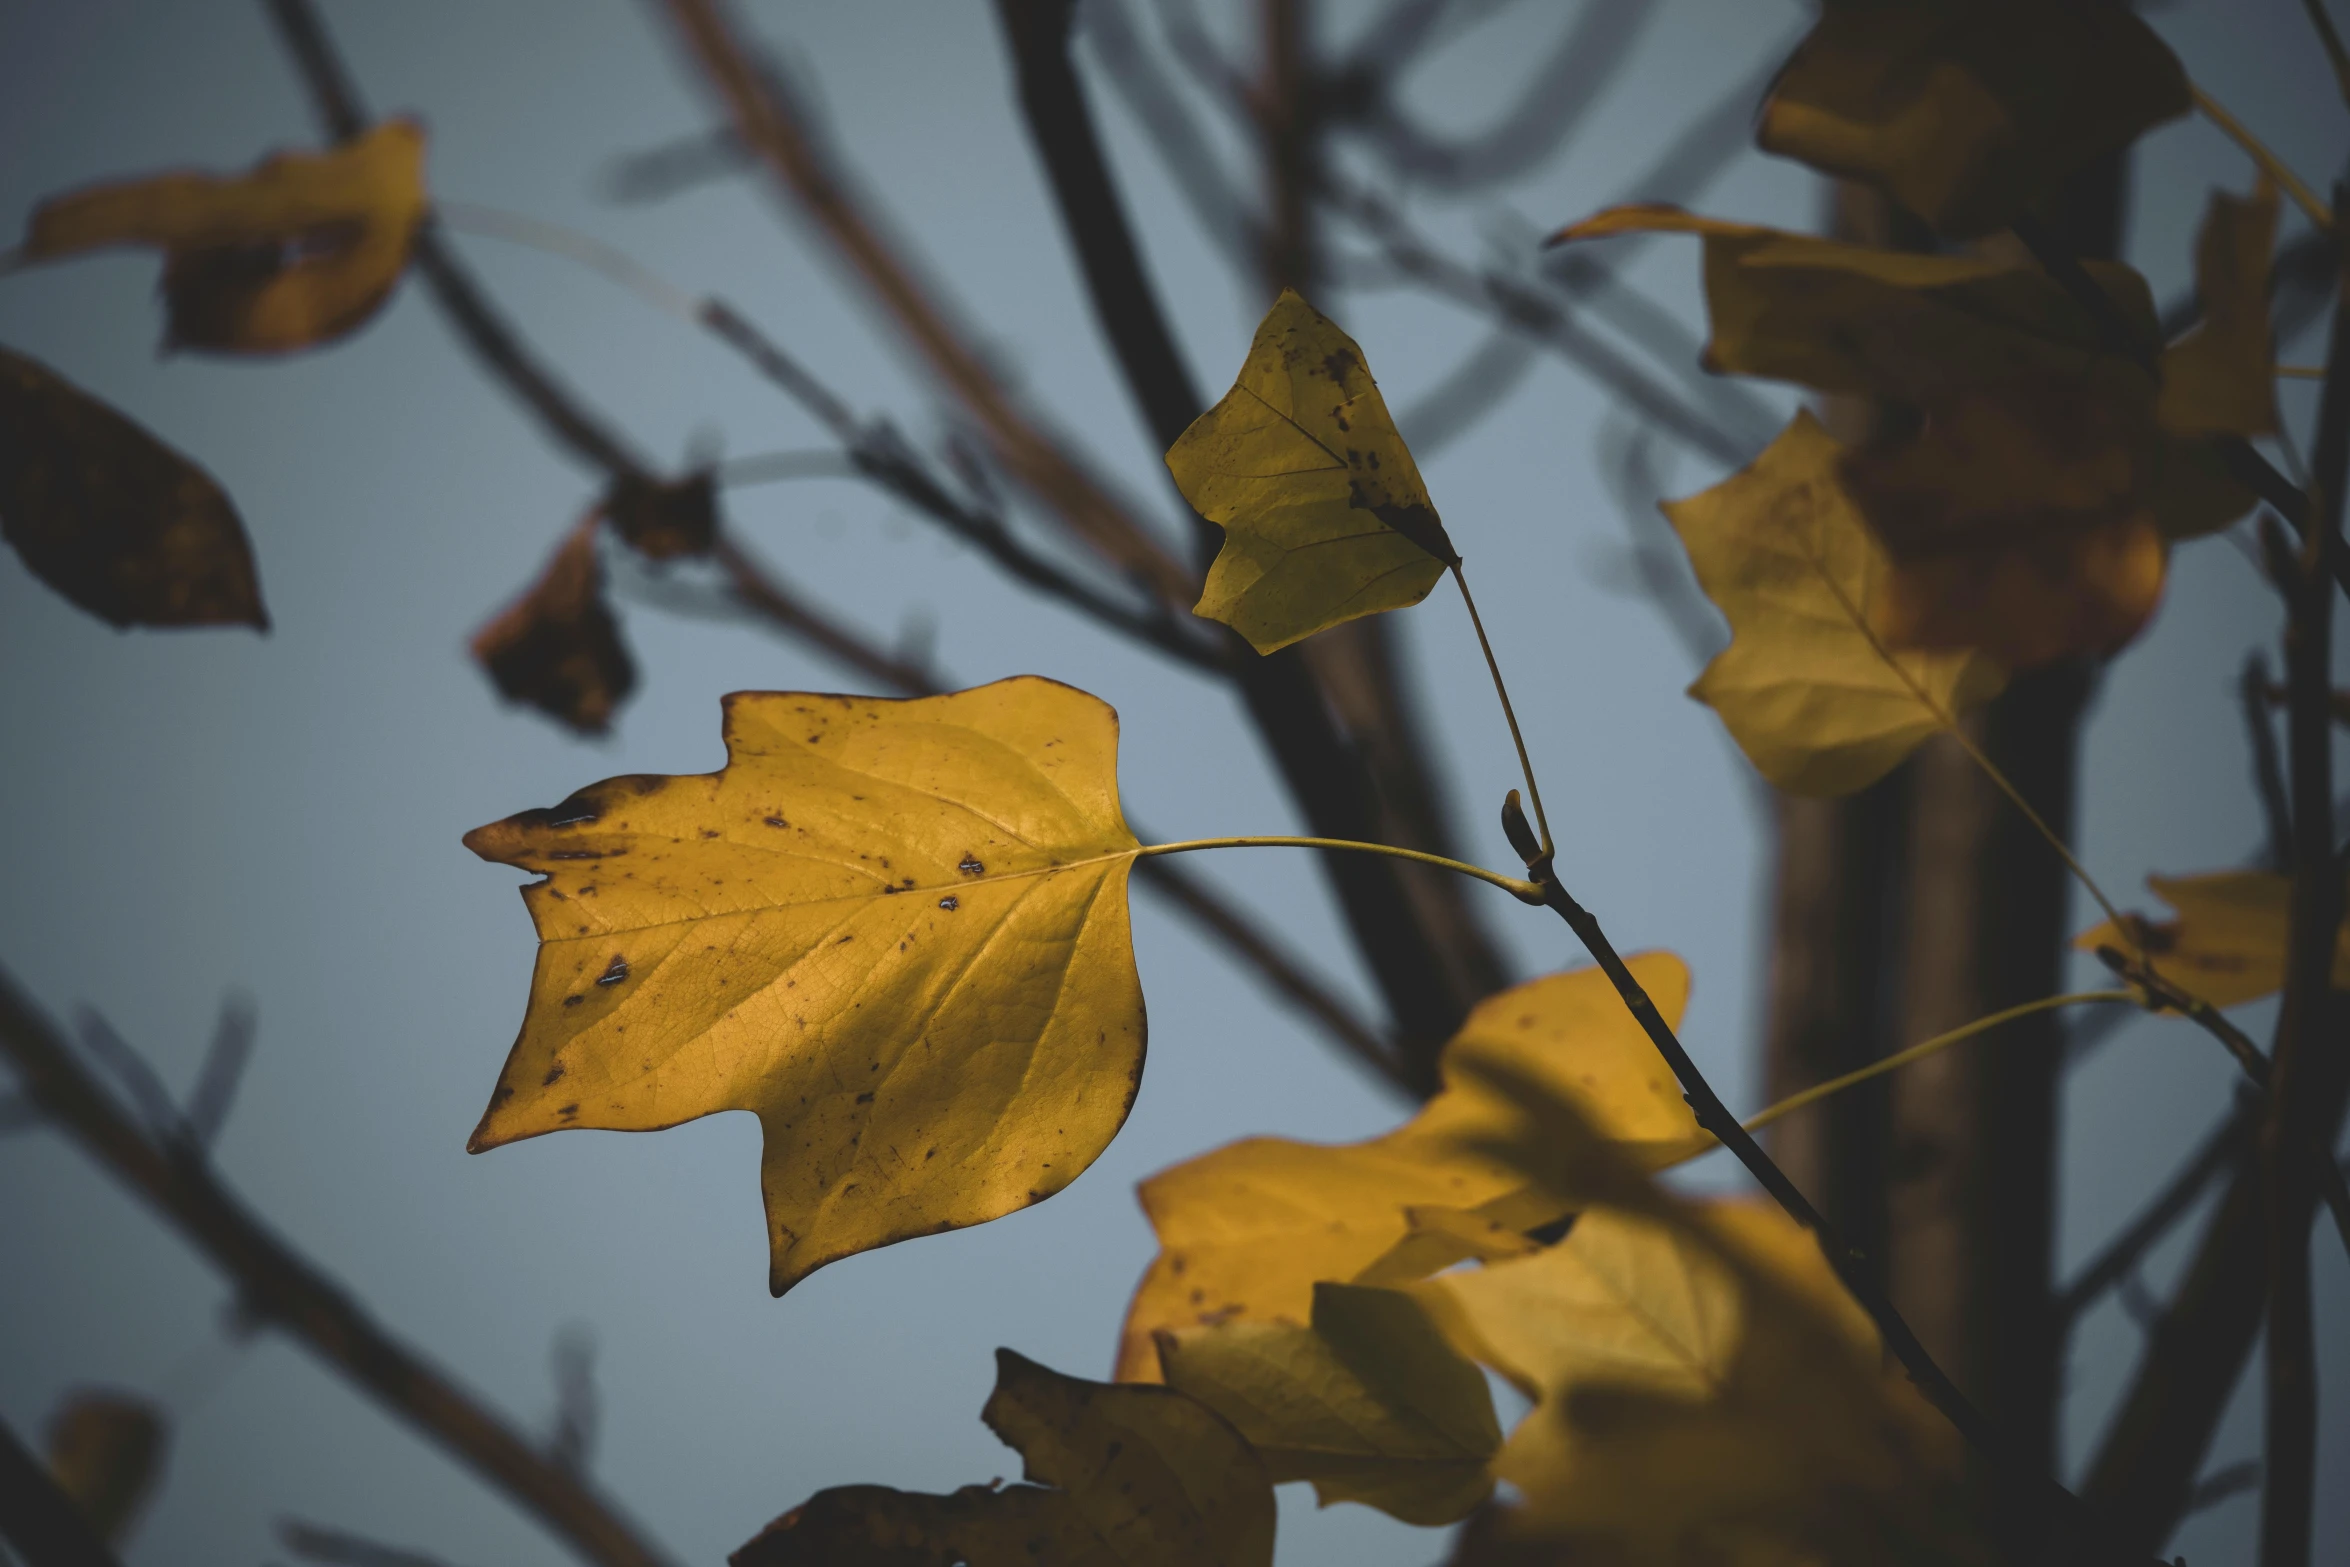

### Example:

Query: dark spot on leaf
xmin=561 ymin=994 xmax=583 ymax=1008
xmin=764 ymin=815 xmax=787 ymax=828
xmin=597 ymin=955 xmax=629 ymax=986
xmin=855 ymin=1092 xmax=874 ymax=1104
xmin=939 ymin=895 xmax=959 ymax=911
xmin=542 ymin=1063 xmax=566 ymax=1085
xmin=1322 ymin=348 xmax=1359 ymax=387
xmin=557 ymin=1103 xmax=578 ymax=1118
xmin=959 ymin=854 xmax=985 ymax=876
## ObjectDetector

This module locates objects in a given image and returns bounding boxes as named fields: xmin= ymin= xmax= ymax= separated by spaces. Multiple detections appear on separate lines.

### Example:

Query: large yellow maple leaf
xmin=465 ymin=677 xmax=1146 ymax=1294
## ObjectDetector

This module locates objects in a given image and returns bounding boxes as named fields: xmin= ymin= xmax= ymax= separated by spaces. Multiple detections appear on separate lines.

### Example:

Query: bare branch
xmin=2242 ymin=651 xmax=2296 ymax=871
xmin=0 ymin=967 xmax=678 ymax=1567
xmin=0 ymin=1415 xmax=121 ymax=1567
xmin=184 ymin=991 xmax=257 ymax=1153
xmin=2056 ymin=1098 xmax=2252 ymax=1325
xmin=1079 ymin=0 xmax=1262 ymax=272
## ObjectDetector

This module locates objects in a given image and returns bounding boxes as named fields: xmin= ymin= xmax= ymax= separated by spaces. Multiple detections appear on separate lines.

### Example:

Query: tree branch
xmin=0 ymin=1415 xmax=121 ymax=1567
xmin=0 ymin=969 xmax=677 ymax=1567
xmin=2055 ymin=1098 xmax=2252 ymax=1325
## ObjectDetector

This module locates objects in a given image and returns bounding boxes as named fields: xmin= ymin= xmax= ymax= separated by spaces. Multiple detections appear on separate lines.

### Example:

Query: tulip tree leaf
xmin=1156 ymin=1281 xmax=1502 ymax=1526
xmin=23 ymin=119 xmax=427 ymax=353
xmin=45 ymin=1391 xmax=168 ymax=1546
xmin=2159 ymin=181 xmax=2282 ymax=438
xmin=1662 ymin=411 xmax=2007 ymax=795
xmin=466 ymin=677 xmax=1147 ymax=1295
xmin=1169 ymin=290 xmax=1456 ymax=654
xmin=1755 ymin=0 xmax=2189 ymax=239
xmin=0 ymin=346 xmax=267 ymax=630
xmin=1115 ymin=956 xmax=1699 ymax=1380
xmin=469 ymin=516 xmax=636 ymax=735
xmin=733 ymin=1350 xmax=1275 ymax=1567
xmin=2076 ymin=869 xmax=2350 ymax=1009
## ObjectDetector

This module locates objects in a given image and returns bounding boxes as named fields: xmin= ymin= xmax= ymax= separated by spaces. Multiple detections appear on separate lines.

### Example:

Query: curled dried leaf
xmin=0 ymin=346 xmax=266 ymax=630
xmin=469 ymin=517 xmax=636 ymax=734
xmin=24 ymin=120 xmax=427 ymax=353
xmin=1169 ymin=290 xmax=1455 ymax=653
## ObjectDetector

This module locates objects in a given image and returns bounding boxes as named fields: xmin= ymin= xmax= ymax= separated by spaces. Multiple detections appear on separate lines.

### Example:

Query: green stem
xmin=1451 ymin=565 xmax=1555 ymax=853
xmin=1741 ymin=991 xmax=2137 ymax=1136
xmin=1136 ymin=836 xmax=1542 ymax=903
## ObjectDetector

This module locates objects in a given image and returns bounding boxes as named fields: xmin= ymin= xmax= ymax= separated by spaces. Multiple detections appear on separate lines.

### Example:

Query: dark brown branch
xmin=1077 ymin=0 xmax=1262 ymax=272
xmin=0 ymin=968 xmax=676 ymax=1567
xmin=1514 ymin=836 xmax=2128 ymax=1563
xmin=2056 ymin=1099 xmax=2252 ymax=1324
xmin=0 ymin=1415 xmax=121 ymax=1567
xmin=2256 ymin=209 xmax=2347 ymax=1567
xmin=2243 ymin=652 xmax=2296 ymax=870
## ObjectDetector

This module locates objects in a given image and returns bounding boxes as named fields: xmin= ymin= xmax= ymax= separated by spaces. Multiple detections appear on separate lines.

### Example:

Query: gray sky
xmin=0 ymin=2 xmax=2342 ymax=1563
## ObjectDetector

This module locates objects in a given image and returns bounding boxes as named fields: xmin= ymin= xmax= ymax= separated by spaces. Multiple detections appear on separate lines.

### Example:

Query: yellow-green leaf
xmin=0 ymin=345 xmax=267 ymax=630
xmin=1156 ymin=1280 xmax=1501 ymax=1526
xmin=2159 ymin=181 xmax=2282 ymax=438
xmin=46 ymin=1391 xmax=167 ymax=1545
xmin=2076 ymin=869 xmax=2350 ymax=1009
xmin=1662 ymin=411 xmax=2007 ymax=795
xmin=23 ymin=120 xmax=426 ymax=354
xmin=1755 ymin=0 xmax=2189 ymax=239
xmin=1116 ymin=955 xmax=1696 ymax=1379
xmin=466 ymin=677 xmax=1146 ymax=1295
xmin=1169 ymin=290 xmax=1455 ymax=654
xmin=735 ymin=1349 xmax=1276 ymax=1567
xmin=1404 ymin=1201 xmax=1983 ymax=1564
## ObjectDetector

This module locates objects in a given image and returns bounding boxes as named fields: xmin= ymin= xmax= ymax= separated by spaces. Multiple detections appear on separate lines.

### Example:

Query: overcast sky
xmin=1 ymin=3 xmax=2343 ymax=1564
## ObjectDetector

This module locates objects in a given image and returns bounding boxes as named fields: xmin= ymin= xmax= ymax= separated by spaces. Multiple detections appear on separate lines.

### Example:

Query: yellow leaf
xmin=735 ymin=1349 xmax=1276 ymax=1567
xmin=45 ymin=1391 xmax=167 ymax=1545
xmin=24 ymin=120 xmax=427 ymax=354
xmin=1115 ymin=955 xmax=1696 ymax=1379
xmin=2159 ymin=181 xmax=2282 ymax=438
xmin=1169 ymin=290 xmax=1455 ymax=653
xmin=0 ymin=346 xmax=267 ymax=630
xmin=1662 ymin=411 xmax=2007 ymax=795
xmin=466 ymin=677 xmax=1146 ymax=1295
xmin=469 ymin=515 xmax=635 ymax=735
xmin=2076 ymin=869 xmax=2350 ymax=1009
xmin=1754 ymin=0 xmax=2189 ymax=239
xmin=1156 ymin=1281 xmax=1501 ymax=1526
xmin=1404 ymin=1202 xmax=1983 ymax=1565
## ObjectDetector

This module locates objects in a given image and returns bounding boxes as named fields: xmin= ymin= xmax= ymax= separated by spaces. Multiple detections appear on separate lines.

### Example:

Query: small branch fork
xmin=0 ymin=968 xmax=678 ymax=1567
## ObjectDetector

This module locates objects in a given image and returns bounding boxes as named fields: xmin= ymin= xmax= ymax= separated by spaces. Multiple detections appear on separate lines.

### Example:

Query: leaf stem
xmin=2301 ymin=0 xmax=2350 ymax=106
xmin=2189 ymin=83 xmax=2336 ymax=234
xmin=1740 ymin=990 xmax=2138 ymax=1136
xmin=1135 ymin=836 xmax=1542 ymax=903
xmin=1450 ymin=565 xmax=1553 ymax=853
xmin=434 ymin=201 xmax=705 ymax=320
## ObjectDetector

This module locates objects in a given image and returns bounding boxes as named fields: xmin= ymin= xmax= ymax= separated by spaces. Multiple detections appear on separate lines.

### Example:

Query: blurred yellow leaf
xmin=469 ymin=514 xmax=636 ymax=735
xmin=2076 ymin=869 xmax=2350 ymax=1009
xmin=734 ymin=1349 xmax=1275 ymax=1567
xmin=1158 ymin=1280 xmax=1500 ymax=1526
xmin=1403 ymin=1201 xmax=1983 ymax=1565
xmin=2159 ymin=181 xmax=2282 ymax=438
xmin=0 ymin=346 xmax=266 ymax=630
xmin=23 ymin=120 xmax=426 ymax=353
xmin=466 ymin=677 xmax=1146 ymax=1295
xmin=1116 ymin=956 xmax=1697 ymax=1380
xmin=1755 ymin=0 xmax=2189 ymax=239
xmin=1662 ymin=411 xmax=2007 ymax=795
xmin=1169 ymin=290 xmax=1455 ymax=653
xmin=46 ymin=1390 xmax=167 ymax=1545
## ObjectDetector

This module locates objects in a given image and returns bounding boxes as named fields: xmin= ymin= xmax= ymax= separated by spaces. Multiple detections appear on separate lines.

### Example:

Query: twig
xmin=2243 ymin=652 xmax=2296 ymax=870
xmin=2188 ymin=84 xmax=2334 ymax=234
xmin=0 ymin=1415 xmax=121 ymax=1567
xmin=2056 ymin=1099 xmax=2253 ymax=1324
xmin=0 ymin=967 xmax=677 ymax=1567
xmin=2304 ymin=0 xmax=2350 ymax=106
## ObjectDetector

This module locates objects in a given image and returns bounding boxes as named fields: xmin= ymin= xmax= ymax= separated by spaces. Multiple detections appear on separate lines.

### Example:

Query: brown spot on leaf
xmin=596 ymin=955 xmax=629 ymax=986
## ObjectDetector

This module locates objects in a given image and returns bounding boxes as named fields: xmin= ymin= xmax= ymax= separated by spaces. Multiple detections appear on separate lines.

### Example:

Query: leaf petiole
xmin=1135 ymin=836 xmax=1543 ymax=903
xmin=1451 ymin=565 xmax=1555 ymax=855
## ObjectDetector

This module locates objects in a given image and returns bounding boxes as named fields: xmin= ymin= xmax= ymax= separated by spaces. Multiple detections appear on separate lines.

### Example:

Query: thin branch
xmin=1079 ymin=0 xmax=1263 ymax=273
xmin=2056 ymin=1098 xmax=2253 ymax=1324
xmin=0 ymin=967 xmax=677 ymax=1567
xmin=2302 ymin=0 xmax=2350 ymax=107
xmin=0 ymin=1414 xmax=122 ymax=1567
xmin=2243 ymin=651 xmax=2296 ymax=870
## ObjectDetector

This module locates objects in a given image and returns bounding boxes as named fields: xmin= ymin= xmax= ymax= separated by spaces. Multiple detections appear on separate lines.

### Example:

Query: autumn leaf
xmin=45 ymin=1390 xmax=167 ymax=1545
xmin=733 ymin=1349 xmax=1275 ymax=1567
xmin=1755 ymin=0 xmax=2189 ymax=239
xmin=1661 ymin=411 xmax=2007 ymax=795
xmin=1115 ymin=955 xmax=1698 ymax=1380
xmin=23 ymin=120 xmax=427 ymax=354
xmin=1400 ymin=1200 xmax=1984 ymax=1565
xmin=2076 ymin=869 xmax=2350 ymax=1009
xmin=469 ymin=515 xmax=636 ymax=735
xmin=1156 ymin=1280 xmax=1501 ymax=1526
xmin=466 ymin=677 xmax=1146 ymax=1295
xmin=2158 ymin=181 xmax=2282 ymax=438
xmin=0 ymin=345 xmax=267 ymax=630
xmin=606 ymin=470 xmax=718 ymax=561
xmin=1169 ymin=290 xmax=1457 ymax=654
